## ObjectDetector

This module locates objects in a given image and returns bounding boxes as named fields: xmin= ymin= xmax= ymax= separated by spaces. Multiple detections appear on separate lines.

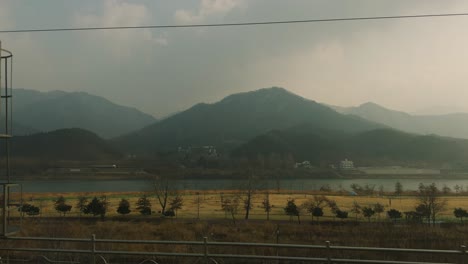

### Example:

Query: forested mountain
xmin=332 ymin=102 xmax=468 ymax=139
xmin=115 ymin=87 xmax=383 ymax=155
xmin=10 ymin=89 xmax=157 ymax=138
xmin=1 ymin=128 xmax=121 ymax=161
xmin=233 ymin=127 xmax=468 ymax=167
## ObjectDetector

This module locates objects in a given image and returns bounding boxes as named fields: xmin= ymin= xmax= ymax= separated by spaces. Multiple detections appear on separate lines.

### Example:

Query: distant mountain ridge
xmin=11 ymin=89 xmax=157 ymax=138
xmin=115 ymin=87 xmax=384 ymax=155
xmin=1 ymin=128 xmax=121 ymax=161
xmin=331 ymin=102 xmax=468 ymax=139
xmin=233 ymin=127 xmax=468 ymax=167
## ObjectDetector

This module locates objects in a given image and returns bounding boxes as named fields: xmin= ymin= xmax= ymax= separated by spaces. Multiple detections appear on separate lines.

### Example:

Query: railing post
xmin=203 ymin=236 xmax=208 ymax=264
xmin=326 ymin=241 xmax=331 ymax=264
xmin=91 ymin=234 xmax=96 ymax=264
xmin=460 ymin=245 xmax=466 ymax=264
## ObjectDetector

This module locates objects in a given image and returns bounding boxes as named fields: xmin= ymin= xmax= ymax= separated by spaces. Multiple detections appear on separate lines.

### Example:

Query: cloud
xmin=0 ymin=2 xmax=58 ymax=91
xmin=74 ymin=0 xmax=167 ymax=57
xmin=0 ymin=1 xmax=13 ymax=29
xmin=174 ymin=0 xmax=245 ymax=24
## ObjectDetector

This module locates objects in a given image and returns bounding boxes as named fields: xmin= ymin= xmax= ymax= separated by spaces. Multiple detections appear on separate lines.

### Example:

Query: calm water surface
xmin=14 ymin=178 xmax=468 ymax=193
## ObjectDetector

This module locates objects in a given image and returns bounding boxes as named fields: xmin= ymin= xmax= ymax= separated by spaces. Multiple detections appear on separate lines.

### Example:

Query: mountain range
xmin=5 ymin=89 xmax=157 ymax=138
xmin=114 ymin=87 xmax=383 ymax=155
xmin=331 ymin=102 xmax=468 ymax=140
xmin=232 ymin=127 xmax=468 ymax=167
xmin=3 ymin=87 xmax=468 ymax=168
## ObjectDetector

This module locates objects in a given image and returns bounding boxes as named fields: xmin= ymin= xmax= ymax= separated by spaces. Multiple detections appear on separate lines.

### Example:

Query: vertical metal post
xmin=4 ymin=57 xmax=9 ymax=184
xmin=91 ymin=234 xmax=96 ymax=264
xmin=197 ymin=192 xmax=200 ymax=219
xmin=0 ymin=40 xmax=2 ymax=118
xmin=2 ymin=185 xmax=6 ymax=236
xmin=460 ymin=245 xmax=466 ymax=264
xmin=326 ymin=241 xmax=331 ymax=264
xmin=203 ymin=236 xmax=208 ymax=263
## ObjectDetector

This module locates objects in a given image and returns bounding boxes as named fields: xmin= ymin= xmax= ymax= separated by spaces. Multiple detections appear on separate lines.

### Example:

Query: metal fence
xmin=0 ymin=235 xmax=466 ymax=264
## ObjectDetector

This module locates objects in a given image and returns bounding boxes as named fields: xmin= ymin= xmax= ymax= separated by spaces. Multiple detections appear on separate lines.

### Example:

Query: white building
xmin=294 ymin=160 xmax=312 ymax=169
xmin=339 ymin=159 xmax=354 ymax=170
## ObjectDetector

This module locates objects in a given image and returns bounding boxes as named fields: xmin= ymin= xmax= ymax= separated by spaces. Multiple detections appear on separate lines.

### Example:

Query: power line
xmin=1 ymin=12 xmax=468 ymax=34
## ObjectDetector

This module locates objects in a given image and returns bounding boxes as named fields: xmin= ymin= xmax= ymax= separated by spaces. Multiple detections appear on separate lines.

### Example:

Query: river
xmin=10 ymin=178 xmax=468 ymax=193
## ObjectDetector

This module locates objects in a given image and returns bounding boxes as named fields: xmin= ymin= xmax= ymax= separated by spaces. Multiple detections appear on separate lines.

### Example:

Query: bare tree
xmin=261 ymin=191 xmax=272 ymax=220
xmin=395 ymin=182 xmax=403 ymax=197
xmin=373 ymin=202 xmax=385 ymax=220
xmin=153 ymin=175 xmax=179 ymax=215
xmin=169 ymin=195 xmax=184 ymax=217
xmin=194 ymin=192 xmax=202 ymax=219
xmin=239 ymin=174 xmax=262 ymax=220
xmin=327 ymin=199 xmax=339 ymax=220
xmin=242 ymin=176 xmax=255 ymax=220
xmin=221 ymin=195 xmax=240 ymax=223
xmin=416 ymin=183 xmax=447 ymax=225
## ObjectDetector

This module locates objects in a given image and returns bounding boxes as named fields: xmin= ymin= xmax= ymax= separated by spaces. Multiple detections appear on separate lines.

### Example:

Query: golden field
xmin=13 ymin=190 xmax=468 ymax=221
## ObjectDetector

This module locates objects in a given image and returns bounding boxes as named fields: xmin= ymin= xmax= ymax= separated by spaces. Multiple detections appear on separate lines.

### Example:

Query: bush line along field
xmin=8 ymin=189 xmax=468 ymax=263
xmin=14 ymin=189 xmax=468 ymax=222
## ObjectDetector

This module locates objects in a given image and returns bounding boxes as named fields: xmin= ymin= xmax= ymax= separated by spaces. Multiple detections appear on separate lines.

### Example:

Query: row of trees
xmin=19 ymin=194 xmax=184 ymax=219
xmin=282 ymin=196 xmax=388 ymax=223
xmin=281 ymin=183 xmax=453 ymax=225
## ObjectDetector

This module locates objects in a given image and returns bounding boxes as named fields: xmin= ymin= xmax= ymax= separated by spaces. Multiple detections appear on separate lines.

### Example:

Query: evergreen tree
xmin=136 ymin=194 xmax=152 ymax=215
xmin=387 ymin=209 xmax=402 ymax=223
xmin=84 ymin=197 xmax=107 ymax=219
xmin=336 ymin=210 xmax=348 ymax=220
xmin=76 ymin=196 xmax=88 ymax=217
xmin=284 ymin=199 xmax=300 ymax=223
xmin=55 ymin=196 xmax=72 ymax=216
xmin=454 ymin=208 xmax=468 ymax=224
xmin=18 ymin=203 xmax=40 ymax=216
xmin=117 ymin=199 xmax=131 ymax=215
xmin=362 ymin=207 xmax=375 ymax=222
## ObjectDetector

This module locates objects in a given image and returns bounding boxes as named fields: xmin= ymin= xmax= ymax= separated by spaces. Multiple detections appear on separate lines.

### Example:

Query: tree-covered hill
xmin=11 ymin=89 xmax=157 ymax=138
xmin=232 ymin=128 xmax=468 ymax=167
xmin=0 ymin=128 xmax=122 ymax=161
xmin=115 ymin=87 xmax=383 ymax=155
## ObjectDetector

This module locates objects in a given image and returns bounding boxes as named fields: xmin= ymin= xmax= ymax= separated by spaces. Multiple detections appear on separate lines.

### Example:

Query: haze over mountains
xmin=5 ymin=87 xmax=468 ymax=167
xmin=332 ymin=102 xmax=468 ymax=140
xmin=8 ymin=89 xmax=157 ymax=138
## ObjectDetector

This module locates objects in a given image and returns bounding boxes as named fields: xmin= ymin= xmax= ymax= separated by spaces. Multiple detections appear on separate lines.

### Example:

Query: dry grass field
xmin=13 ymin=190 xmax=468 ymax=222
xmin=5 ymin=190 xmax=468 ymax=263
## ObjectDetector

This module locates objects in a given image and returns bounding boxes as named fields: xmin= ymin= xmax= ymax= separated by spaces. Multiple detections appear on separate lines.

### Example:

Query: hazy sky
xmin=1 ymin=0 xmax=468 ymax=117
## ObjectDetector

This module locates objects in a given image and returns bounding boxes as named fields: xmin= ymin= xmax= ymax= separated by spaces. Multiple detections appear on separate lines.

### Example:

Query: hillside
xmin=1 ymin=128 xmax=122 ymax=161
xmin=11 ymin=89 xmax=157 ymax=138
xmin=333 ymin=102 xmax=468 ymax=139
xmin=232 ymin=128 xmax=468 ymax=167
xmin=115 ymin=87 xmax=383 ymax=155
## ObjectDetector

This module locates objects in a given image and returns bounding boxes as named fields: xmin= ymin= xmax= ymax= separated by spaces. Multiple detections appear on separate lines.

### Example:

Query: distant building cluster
xmin=339 ymin=158 xmax=355 ymax=170
xmin=294 ymin=160 xmax=313 ymax=169
xmin=178 ymin=145 xmax=218 ymax=158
